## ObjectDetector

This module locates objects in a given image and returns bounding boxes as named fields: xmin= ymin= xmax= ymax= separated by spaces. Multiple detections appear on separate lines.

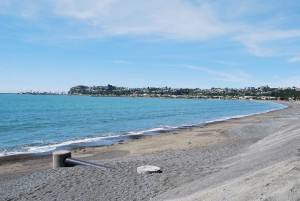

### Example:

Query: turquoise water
xmin=0 ymin=94 xmax=285 ymax=156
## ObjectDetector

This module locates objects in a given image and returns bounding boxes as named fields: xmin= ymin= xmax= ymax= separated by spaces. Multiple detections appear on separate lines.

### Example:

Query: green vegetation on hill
xmin=68 ymin=85 xmax=300 ymax=101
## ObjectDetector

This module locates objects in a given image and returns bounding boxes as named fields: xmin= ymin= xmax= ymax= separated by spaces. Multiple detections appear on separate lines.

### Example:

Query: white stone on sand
xmin=137 ymin=165 xmax=161 ymax=174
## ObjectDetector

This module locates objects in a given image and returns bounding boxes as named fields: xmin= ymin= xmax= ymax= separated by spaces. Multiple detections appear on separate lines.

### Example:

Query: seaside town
xmin=67 ymin=85 xmax=300 ymax=101
xmin=19 ymin=85 xmax=300 ymax=101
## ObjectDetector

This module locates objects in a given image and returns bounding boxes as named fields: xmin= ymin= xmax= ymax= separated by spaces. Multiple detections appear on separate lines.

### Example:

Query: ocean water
xmin=0 ymin=94 xmax=286 ymax=156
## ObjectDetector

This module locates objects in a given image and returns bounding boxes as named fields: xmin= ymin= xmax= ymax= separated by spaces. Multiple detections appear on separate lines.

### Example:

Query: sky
xmin=0 ymin=0 xmax=300 ymax=93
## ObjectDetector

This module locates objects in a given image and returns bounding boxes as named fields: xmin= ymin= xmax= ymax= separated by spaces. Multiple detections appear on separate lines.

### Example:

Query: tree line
xmin=68 ymin=84 xmax=300 ymax=100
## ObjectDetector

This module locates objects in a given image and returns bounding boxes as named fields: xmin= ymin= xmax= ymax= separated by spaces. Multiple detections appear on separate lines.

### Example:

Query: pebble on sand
xmin=137 ymin=165 xmax=162 ymax=174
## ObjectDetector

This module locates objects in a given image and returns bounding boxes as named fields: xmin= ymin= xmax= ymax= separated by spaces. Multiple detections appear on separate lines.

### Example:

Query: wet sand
xmin=0 ymin=102 xmax=299 ymax=200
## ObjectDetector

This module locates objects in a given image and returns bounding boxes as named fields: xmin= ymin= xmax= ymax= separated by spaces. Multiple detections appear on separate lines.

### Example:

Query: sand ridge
xmin=156 ymin=103 xmax=300 ymax=201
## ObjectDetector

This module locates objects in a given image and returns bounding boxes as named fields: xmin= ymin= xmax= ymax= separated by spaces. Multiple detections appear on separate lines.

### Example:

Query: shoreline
xmin=0 ymin=100 xmax=288 ymax=160
xmin=0 ymin=101 xmax=290 ymax=167
xmin=0 ymin=100 xmax=288 ymax=158
xmin=0 ymin=102 xmax=292 ymax=171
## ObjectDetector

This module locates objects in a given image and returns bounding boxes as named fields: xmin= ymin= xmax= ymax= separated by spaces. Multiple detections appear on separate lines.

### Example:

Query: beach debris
xmin=64 ymin=157 xmax=112 ymax=169
xmin=52 ymin=150 xmax=112 ymax=169
xmin=53 ymin=150 xmax=71 ymax=168
xmin=137 ymin=165 xmax=162 ymax=174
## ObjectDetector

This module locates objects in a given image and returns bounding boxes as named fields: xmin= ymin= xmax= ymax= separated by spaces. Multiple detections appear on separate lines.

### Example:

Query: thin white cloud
xmin=2 ymin=0 xmax=300 ymax=59
xmin=169 ymin=64 xmax=254 ymax=84
xmin=53 ymin=0 xmax=237 ymax=40
xmin=236 ymin=30 xmax=300 ymax=57
xmin=12 ymin=0 xmax=238 ymax=41
xmin=53 ymin=0 xmax=116 ymax=20
xmin=288 ymin=56 xmax=300 ymax=63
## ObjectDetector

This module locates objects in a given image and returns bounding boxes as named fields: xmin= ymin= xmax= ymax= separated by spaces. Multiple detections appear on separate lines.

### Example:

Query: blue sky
xmin=0 ymin=0 xmax=300 ymax=93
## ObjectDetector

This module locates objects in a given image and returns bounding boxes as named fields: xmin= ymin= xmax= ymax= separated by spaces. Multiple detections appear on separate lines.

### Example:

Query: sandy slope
xmin=155 ymin=103 xmax=300 ymax=201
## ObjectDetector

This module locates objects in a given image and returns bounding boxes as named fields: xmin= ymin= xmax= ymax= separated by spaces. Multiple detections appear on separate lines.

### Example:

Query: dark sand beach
xmin=0 ymin=102 xmax=300 ymax=201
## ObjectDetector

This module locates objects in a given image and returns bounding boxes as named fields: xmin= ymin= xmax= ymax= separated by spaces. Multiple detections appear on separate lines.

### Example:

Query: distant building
xmin=261 ymin=96 xmax=277 ymax=100
xmin=260 ymin=85 xmax=269 ymax=91
xmin=245 ymin=87 xmax=255 ymax=91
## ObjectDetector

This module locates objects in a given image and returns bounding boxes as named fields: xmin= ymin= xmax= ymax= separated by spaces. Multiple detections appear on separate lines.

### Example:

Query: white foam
xmin=0 ymin=135 xmax=123 ymax=156
xmin=126 ymin=126 xmax=177 ymax=136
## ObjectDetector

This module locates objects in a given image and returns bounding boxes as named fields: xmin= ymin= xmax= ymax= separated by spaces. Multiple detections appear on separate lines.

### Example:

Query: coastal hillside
xmin=67 ymin=84 xmax=300 ymax=101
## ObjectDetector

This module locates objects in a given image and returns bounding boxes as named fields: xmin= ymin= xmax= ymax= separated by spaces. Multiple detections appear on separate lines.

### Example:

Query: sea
xmin=0 ymin=94 xmax=286 ymax=156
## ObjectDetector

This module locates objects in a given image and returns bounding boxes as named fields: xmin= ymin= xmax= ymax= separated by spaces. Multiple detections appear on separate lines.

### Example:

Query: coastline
xmin=0 ymin=101 xmax=290 ymax=179
xmin=0 ymin=101 xmax=299 ymax=200
xmin=0 ymin=100 xmax=287 ymax=161
xmin=0 ymin=99 xmax=287 ymax=157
